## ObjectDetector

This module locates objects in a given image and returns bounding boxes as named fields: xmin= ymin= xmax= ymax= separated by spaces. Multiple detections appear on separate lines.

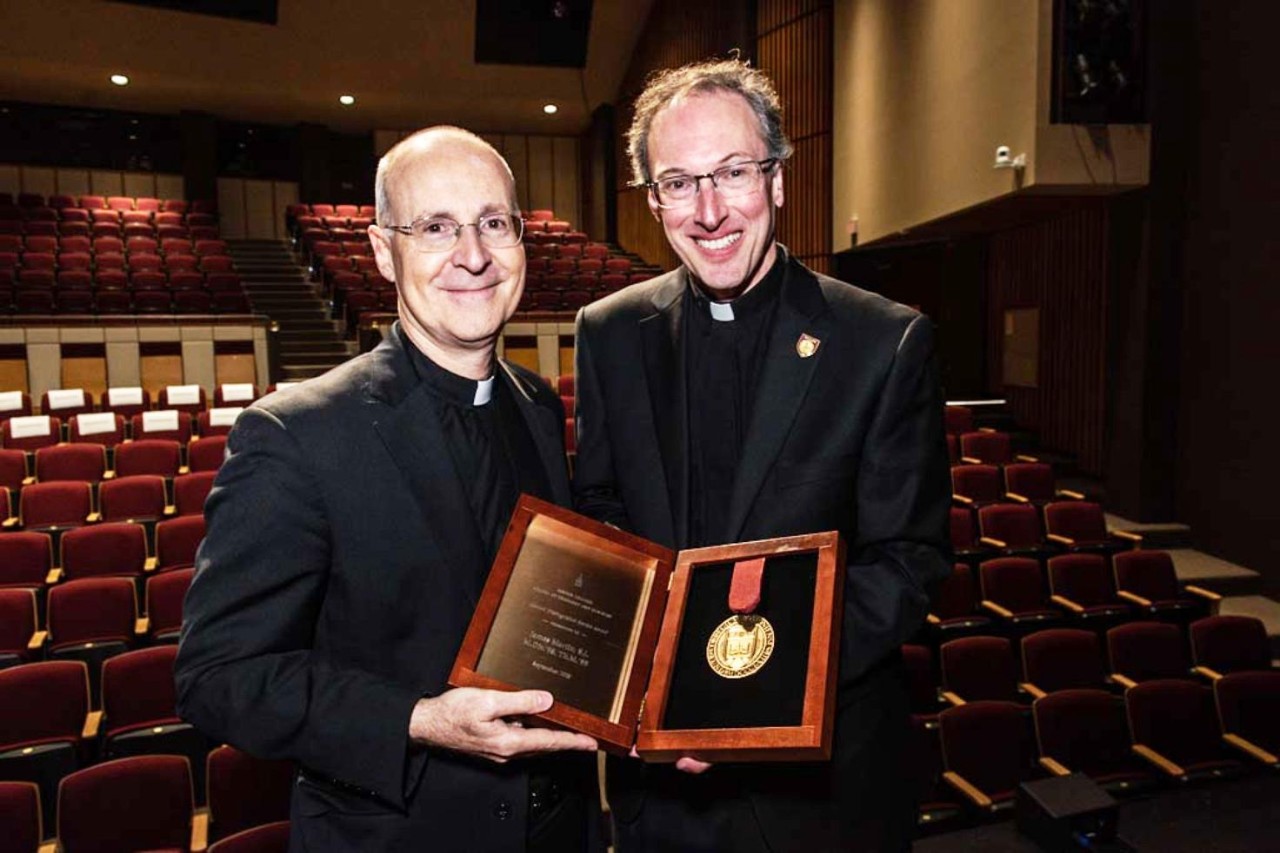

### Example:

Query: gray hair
xmin=374 ymin=126 xmax=516 ymax=225
xmin=626 ymin=57 xmax=794 ymax=186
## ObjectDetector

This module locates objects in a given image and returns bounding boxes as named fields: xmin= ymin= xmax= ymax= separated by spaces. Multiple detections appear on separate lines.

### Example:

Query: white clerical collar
xmin=709 ymin=301 xmax=735 ymax=322
xmin=474 ymin=376 xmax=495 ymax=406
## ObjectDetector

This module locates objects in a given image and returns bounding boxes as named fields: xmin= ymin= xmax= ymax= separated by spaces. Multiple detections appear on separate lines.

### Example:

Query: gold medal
xmin=706 ymin=613 xmax=775 ymax=679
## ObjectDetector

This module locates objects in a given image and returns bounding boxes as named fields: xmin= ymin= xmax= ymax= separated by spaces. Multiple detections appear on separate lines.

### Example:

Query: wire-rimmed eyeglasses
xmin=644 ymin=158 xmax=780 ymax=209
xmin=382 ymin=213 xmax=524 ymax=252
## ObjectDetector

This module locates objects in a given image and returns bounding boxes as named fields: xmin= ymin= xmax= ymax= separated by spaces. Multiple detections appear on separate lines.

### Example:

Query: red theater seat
xmin=56 ymin=755 xmax=195 ymax=853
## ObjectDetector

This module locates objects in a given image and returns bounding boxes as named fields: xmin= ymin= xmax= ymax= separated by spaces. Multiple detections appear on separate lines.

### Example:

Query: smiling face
xmin=369 ymin=135 xmax=524 ymax=377
xmin=645 ymin=89 xmax=784 ymax=300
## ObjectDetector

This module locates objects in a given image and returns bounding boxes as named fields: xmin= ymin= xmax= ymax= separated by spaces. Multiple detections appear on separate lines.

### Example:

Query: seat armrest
xmin=82 ymin=710 xmax=102 ymax=740
xmin=927 ymin=613 xmax=941 ymax=626
xmin=1116 ymin=590 xmax=1152 ymax=607
xmin=1192 ymin=665 xmax=1223 ymax=682
xmin=178 ymin=465 xmax=190 ymax=475
xmin=942 ymin=771 xmax=993 ymax=809
xmin=1050 ymin=594 xmax=1085 ymax=614
xmin=164 ymin=504 xmax=177 ymax=516
xmin=1223 ymin=733 xmax=1278 ymax=765
xmin=134 ymin=617 xmax=150 ymax=635
xmin=1005 ymin=492 xmax=1029 ymax=504
xmin=952 ymin=494 xmax=974 ymax=507
xmin=1047 ymin=533 xmax=1075 ymax=546
xmin=979 ymin=536 xmax=1007 ymax=549
xmin=1 ymin=516 xmax=18 ymax=529
xmin=85 ymin=512 xmax=101 ymax=523
xmin=102 ymin=470 xmax=115 ymax=480
xmin=27 ymin=630 xmax=47 ymax=651
xmin=1056 ymin=489 xmax=1086 ymax=500
xmin=1111 ymin=529 xmax=1143 ymax=544
xmin=1109 ymin=673 xmax=1138 ymax=690
xmin=21 ymin=475 xmax=35 ymax=487
xmin=1020 ymin=682 xmax=1047 ymax=700
xmin=981 ymin=600 xmax=1014 ymax=618
xmin=940 ymin=691 xmax=966 ymax=708
xmin=1039 ymin=756 xmax=1072 ymax=777
xmin=1015 ymin=454 xmax=1039 ymax=463
xmin=45 ymin=568 xmax=64 ymax=585
xmin=191 ymin=811 xmax=209 ymax=853
xmin=960 ymin=456 xmax=982 ymax=465
xmin=1132 ymin=744 xmax=1185 ymax=778
xmin=978 ymin=427 xmax=997 ymax=434
xmin=144 ymin=556 xmax=158 ymax=572
xmin=1184 ymin=584 xmax=1222 ymax=602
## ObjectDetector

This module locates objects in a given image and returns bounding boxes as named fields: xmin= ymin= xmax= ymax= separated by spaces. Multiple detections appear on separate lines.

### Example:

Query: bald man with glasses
xmin=574 ymin=60 xmax=951 ymax=851
xmin=177 ymin=127 xmax=604 ymax=853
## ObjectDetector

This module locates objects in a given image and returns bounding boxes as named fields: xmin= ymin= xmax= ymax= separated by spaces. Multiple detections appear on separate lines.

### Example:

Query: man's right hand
xmin=408 ymin=687 xmax=598 ymax=763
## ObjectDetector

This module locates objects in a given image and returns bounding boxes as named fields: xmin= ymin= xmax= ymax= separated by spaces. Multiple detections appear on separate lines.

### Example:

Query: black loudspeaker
xmin=1050 ymin=0 xmax=1147 ymax=124
xmin=1015 ymin=774 xmax=1127 ymax=852
xmin=475 ymin=0 xmax=593 ymax=68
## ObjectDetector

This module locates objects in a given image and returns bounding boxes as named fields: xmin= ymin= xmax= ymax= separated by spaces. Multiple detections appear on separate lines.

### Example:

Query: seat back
xmin=980 ymin=557 xmax=1047 ymax=613
xmin=1044 ymin=501 xmax=1108 ymax=543
xmin=114 ymin=439 xmax=182 ymax=478
xmin=1112 ymin=550 xmax=1180 ymax=601
xmin=99 ymin=387 xmax=150 ymax=420
xmin=155 ymin=515 xmax=205 ymax=572
xmin=1033 ymin=689 xmax=1134 ymax=778
xmin=0 ymin=448 xmax=28 ymax=491
xmin=1126 ymin=679 xmax=1225 ymax=767
xmin=1106 ymin=622 xmax=1189 ymax=683
xmin=206 ymin=745 xmax=296 ymax=842
xmin=3 ymin=415 xmax=61 ymax=452
xmin=145 ymin=568 xmax=194 ymax=640
xmin=174 ymin=471 xmax=217 ymax=516
xmin=57 ymin=755 xmax=193 ymax=853
xmin=188 ymin=435 xmax=228 ymax=472
xmin=98 ymin=475 xmax=168 ymax=523
xmin=1213 ymin=671 xmax=1280 ymax=755
xmin=902 ymin=644 xmax=937 ymax=714
xmin=59 ymin=523 xmax=149 ymax=581
xmin=1003 ymin=462 xmax=1057 ymax=502
xmin=940 ymin=636 xmax=1018 ymax=702
xmin=68 ymin=413 xmax=125 ymax=447
xmin=132 ymin=409 xmax=194 ymax=443
xmin=0 ymin=781 xmax=42 ymax=853
xmin=943 ymin=405 xmax=974 ymax=435
xmin=978 ymin=504 xmax=1042 ymax=549
xmin=951 ymin=464 xmax=1002 ymax=504
xmin=1021 ymin=629 xmax=1105 ymax=693
xmin=0 ymin=589 xmax=39 ymax=662
xmin=1190 ymin=615 xmax=1271 ymax=675
xmin=208 ymin=820 xmax=291 ymax=853
xmin=0 ymin=532 xmax=53 ymax=588
xmin=933 ymin=563 xmax=979 ymax=620
xmin=47 ymin=578 xmax=137 ymax=649
xmin=959 ymin=430 xmax=1012 ymax=465
xmin=939 ymin=701 xmax=1032 ymax=799
xmin=20 ymin=481 xmax=92 ymax=528
xmin=949 ymin=507 xmax=978 ymax=550
xmin=34 ymin=443 xmax=107 ymax=484
xmin=1047 ymin=553 xmax=1116 ymax=607
xmin=0 ymin=661 xmax=89 ymax=750
xmin=101 ymin=646 xmax=181 ymax=736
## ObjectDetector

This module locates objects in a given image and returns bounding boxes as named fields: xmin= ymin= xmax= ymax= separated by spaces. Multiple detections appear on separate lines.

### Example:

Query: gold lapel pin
xmin=796 ymin=333 xmax=821 ymax=358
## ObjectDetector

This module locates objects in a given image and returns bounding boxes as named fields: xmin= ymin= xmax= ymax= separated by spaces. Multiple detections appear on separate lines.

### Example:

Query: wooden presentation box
xmin=448 ymin=495 xmax=845 ymax=763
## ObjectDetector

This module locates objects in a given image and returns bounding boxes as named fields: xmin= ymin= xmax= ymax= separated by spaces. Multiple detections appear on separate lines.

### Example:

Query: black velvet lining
xmin=661 ymin=552 xmax=817 ymax=730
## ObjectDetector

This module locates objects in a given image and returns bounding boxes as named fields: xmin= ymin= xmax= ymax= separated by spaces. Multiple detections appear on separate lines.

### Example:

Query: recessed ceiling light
xmin=339 ymin=95 xmax=355 ymax=106
xmin=543 ymin=103 xmax=558 ymax=115
xmin=110 ymin=74 xmax=130 ymax=86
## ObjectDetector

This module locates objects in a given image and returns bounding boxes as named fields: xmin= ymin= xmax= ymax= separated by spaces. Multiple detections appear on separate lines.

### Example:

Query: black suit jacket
xmin=176 ymin=328 xmax=599 ymax=852
xmin=573 ymin=252 xmax=951 ymax=849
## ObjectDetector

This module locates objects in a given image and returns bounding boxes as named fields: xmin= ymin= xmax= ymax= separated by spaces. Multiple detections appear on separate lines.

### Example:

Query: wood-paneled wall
xmin=216 ymin=178 xmax=298 ymax=240
xmin=758 ymin=0 xmax=833 ymax=274
xmin=0 ymin=165 xmax=184 ymax=202
xmin=986 ymin=205 xmax=1109 ymax=474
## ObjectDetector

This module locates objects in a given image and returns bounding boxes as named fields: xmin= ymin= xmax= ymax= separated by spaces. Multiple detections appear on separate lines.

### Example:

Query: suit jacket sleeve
xmin=572 ymin=307 xmax=630 ymax=528
xmin=842 ymin=313 xmax=952 ymax=683
xmin=174 ymin=406 xmax=423 ymax=809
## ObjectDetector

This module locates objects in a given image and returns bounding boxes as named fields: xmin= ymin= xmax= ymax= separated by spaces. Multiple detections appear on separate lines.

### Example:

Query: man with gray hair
xmin=574 ymin=58 xmax=951 ymax=850
xmin=177 ymin=126 xmax=604 ymax=852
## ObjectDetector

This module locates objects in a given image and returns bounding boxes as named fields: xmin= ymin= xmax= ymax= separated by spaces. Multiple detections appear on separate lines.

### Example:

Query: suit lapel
xmin=723 ymin=258 xmax=832 ymax=541
xmin=367 ymin=330 xmax=489 ymax=608
xmin=640 ymin=273 xmax=688 ymax=547
xmin=496 ymin=361 xmax=571 ymax=507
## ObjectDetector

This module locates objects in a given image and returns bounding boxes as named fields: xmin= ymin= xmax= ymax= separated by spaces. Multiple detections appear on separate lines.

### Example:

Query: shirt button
xmin=493 ymin=800 xmax=512 ymax=820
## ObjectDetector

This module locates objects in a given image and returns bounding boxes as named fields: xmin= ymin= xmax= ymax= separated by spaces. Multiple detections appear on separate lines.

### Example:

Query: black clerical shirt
xmin=398 ymin=329 xmax=551 ymax=563
xmin=684 ymin=251 xmax=787 ymax=547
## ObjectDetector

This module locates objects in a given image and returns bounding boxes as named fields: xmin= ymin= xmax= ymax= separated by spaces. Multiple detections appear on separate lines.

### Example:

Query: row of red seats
xmin=951 ymin=500 xmax=1144 ymax=563
xmin=0 ymin=208 xmax=216 ymax=227
xmin=1 ymin=193 xmax=214 ymax=213
xmin=0 ymin=219 xmax=221 ymax=240
xmin=4 ymin=267 xmax=240 ymax=288
xmin=0 ymin=440 xmax=225 ymax=496
xmin=530 ymin=255 xmax=633 ymax=275
xmin=928 ymin=552 xmax=1221 ymax=641
xmin=951 ymin=461 xmax=1083 ymax=508
xmin=0 ymin=234 xmax=229 ymax=257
